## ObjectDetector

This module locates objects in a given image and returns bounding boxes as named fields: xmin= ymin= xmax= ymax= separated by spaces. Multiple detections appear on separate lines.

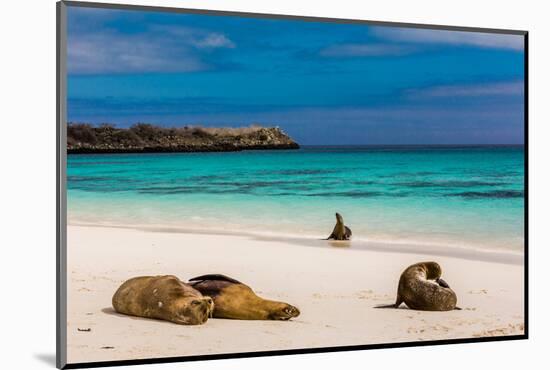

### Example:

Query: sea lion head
xmin=422 ymin=261 xmax=443 ymax=280
xmin=268 ymin=303 xmax=301 ymax=321
xmin=335 ymin=212 xmax=344 ymax=224
xmin=159 ymin=277 xmax=215 ymax=325
xmin=170 ymin=294 xmax=214 ymax=325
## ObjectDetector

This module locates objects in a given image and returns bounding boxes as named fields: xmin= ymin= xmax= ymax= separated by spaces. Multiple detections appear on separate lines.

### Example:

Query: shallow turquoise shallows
xmin=67 ymin=146 xmax=524 ymax=253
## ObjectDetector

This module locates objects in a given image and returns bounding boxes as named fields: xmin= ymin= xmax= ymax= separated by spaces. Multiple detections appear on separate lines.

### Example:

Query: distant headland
xmin=67 ymin=123 xmax=300 ymax=154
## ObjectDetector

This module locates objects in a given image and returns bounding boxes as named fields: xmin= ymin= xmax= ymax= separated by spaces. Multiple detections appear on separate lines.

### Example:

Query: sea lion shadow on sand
xmin=101 ymin=306 xmax=165 ymax=322
xmin=101 ymin=307 xmax=120 ymax=316
xmin=328 ymin=240 xmax=351 ymax=248
xmin=375 ymin=262 xmax=461 ymax=311
xmin=101 ymin=306 xmax=200 ymax=327
xmin=188 ymin=274 xmax=300 ymax=321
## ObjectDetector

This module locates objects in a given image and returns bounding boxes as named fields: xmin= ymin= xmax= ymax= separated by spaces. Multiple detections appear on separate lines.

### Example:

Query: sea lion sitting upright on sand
xmin=378 ymin=262 xmax=459 ymax=311
xmin=189 ymin=274 xmax=300 ymax=320
xmin=112 ymin=275 xmax=214 ymax=325
xmin=326 ymin=212 xmax=352 ymax=240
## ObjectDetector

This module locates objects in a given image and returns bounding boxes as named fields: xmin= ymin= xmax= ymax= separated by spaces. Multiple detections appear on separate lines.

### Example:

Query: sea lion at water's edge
xmin=377 ymin=262 xmax=460 ymax=311
xmin=189 ymin=274 xmax=300 ymax=320
xmin=326 ymin=212 xmax=352 ymax=240
xmin=112 ymin=275 xmax=214 ymax=325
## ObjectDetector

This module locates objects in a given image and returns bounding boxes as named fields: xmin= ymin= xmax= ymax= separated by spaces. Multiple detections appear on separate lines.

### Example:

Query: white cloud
xmin=68 ymin=26 xmax=236 ymax=74
xmin=192 ymin=33 xmax=235 ymax=49
xmin=68 ymin=32 xmax=205 ymax=74
xmin=406 ymin=81 xmax=524 ymax=98
xmin=320 ymin=43 xmax=416 ymax=57
xmin=151 ymin=25 xmax=236 ymax=49
xmin=373 ymin=27 xmax=524 ymax=51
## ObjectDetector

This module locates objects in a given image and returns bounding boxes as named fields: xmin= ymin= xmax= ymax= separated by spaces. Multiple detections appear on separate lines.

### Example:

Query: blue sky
xmin=67 ymin=6 xmax=525 ymax=145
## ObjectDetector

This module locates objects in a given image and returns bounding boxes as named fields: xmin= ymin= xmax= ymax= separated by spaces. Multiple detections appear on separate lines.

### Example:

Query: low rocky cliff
xmin=67 ymin=123 xmax=300 ymax=154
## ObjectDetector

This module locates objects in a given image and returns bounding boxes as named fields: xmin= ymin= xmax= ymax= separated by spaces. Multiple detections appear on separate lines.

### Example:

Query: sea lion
xmin=326 ymin=212 xmax=352 ymax=240
xmin=112 ymin=275 xmax=214 ymax=325
xmin=188 ymin=274 xmax=300 ymax=320
xmin=377 ymin=262 xmax=459 ymax=311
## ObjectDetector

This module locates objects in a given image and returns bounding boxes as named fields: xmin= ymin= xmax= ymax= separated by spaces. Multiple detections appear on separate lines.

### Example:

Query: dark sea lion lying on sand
xmin=377 ymin=262 xmax=460 ymax=311
xmin=189 ymin=274 xmax=300 ymax=320
xmin=112 ymin=275 xmax=214 ymax=325
xmin=326 ymin=212 xmax=352 ymax=240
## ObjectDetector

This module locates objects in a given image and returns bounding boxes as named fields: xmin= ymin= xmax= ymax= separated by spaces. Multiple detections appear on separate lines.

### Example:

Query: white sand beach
xmin=66 ymin=225 xmax=524 ymax=364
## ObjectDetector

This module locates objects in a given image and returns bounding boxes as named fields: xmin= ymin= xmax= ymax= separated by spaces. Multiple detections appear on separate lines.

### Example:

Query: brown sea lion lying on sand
xmin=189 ymin=274 xmax=300 ymax=320
xmin=112 ymin=275 xmax=214 ymax=325
xmin=326 ymin=212 xmax=352 ymax=240
xmin=377 ymin=262 xmax=460 ymax=311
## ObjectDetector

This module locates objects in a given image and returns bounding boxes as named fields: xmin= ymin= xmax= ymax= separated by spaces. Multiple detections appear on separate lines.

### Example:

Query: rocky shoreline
xmin=67 ymin=123 xmax=300 ymax=154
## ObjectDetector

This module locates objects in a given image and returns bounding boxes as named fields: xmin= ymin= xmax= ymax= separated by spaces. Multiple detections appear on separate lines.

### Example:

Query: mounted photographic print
xmin=56 ymin=1 xmax=528 ymax=368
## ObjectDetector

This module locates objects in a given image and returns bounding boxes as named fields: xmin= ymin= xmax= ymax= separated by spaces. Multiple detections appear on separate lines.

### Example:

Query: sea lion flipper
xmin=374 ymin=303 xmax=399 ymax=309
xmin=375 ymin=293 xmax=403 ymax=309
xmin=436 ymin=277 xmax=450 ymax=288
xmin=189 ymin=274 xmax=242 ymax=285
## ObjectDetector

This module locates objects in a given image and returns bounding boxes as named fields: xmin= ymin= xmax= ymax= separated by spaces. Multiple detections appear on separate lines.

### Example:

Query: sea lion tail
xmin=454 ymin=306 xmax=462 ymax=310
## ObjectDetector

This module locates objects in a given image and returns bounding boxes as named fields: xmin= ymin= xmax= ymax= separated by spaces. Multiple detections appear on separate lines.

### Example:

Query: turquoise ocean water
xmin=67 ymin=146 xmax=524 ymax=254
